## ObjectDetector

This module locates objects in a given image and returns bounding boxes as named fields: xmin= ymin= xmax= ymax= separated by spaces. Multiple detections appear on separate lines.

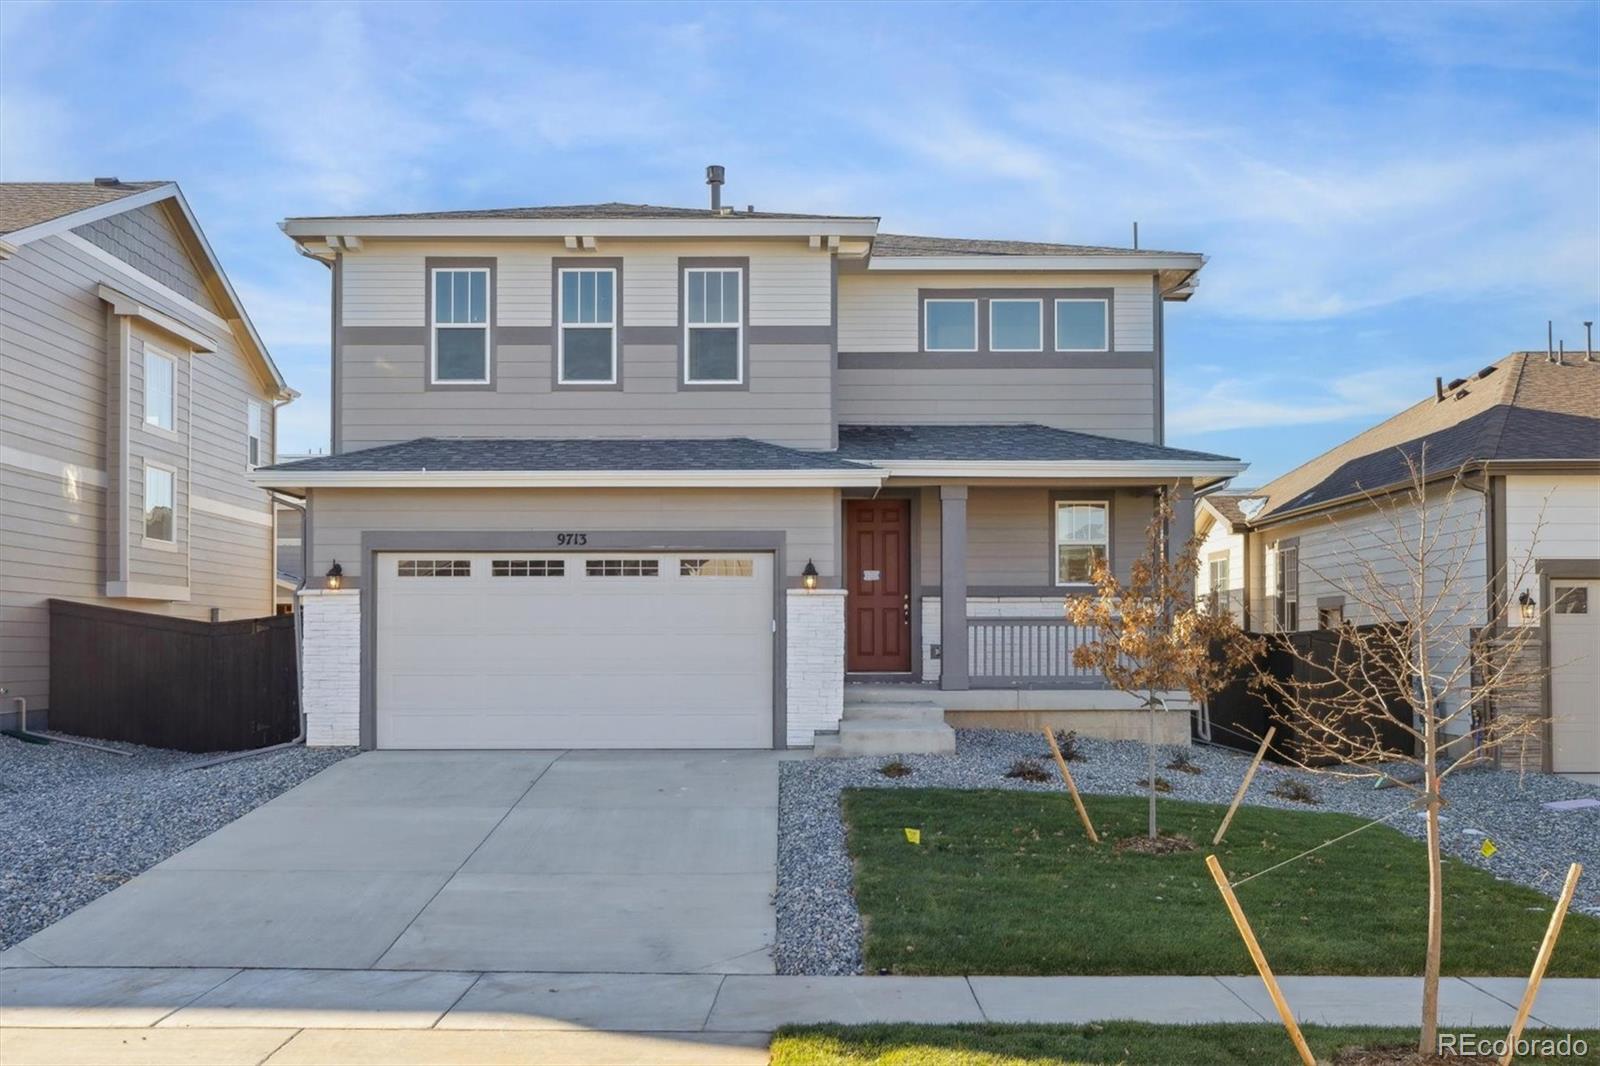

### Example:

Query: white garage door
xmin=375 ymin=552 xmax=774 ymax=749
xmin=1549 ymin=580 xmax=1599 ymax=775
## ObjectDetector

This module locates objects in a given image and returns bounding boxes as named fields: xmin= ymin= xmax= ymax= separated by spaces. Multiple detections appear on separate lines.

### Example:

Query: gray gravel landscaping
xmin=776 ymin=728 xmax=1600 ymax=975
xmin=0 ymin=734 xmax=354 ymax=951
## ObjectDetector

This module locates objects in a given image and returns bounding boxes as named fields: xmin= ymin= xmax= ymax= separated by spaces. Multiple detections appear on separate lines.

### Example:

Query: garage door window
xmin=586 ymin=558 xmax=659 ymax=577
xmin=492 ymin=559 xmax=564 ymax=577
xmin=681 ymin=558 xmax=754 ymax=577
xmin=1554 ymin=587 xmax=1588 ymax=614
xmin=398 ymin=559 xmax=471 ymax=577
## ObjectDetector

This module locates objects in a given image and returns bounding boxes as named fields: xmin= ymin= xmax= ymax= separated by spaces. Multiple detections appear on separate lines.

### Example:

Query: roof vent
xmin=705 ymin=164 xmax=725 ymax=212
xmin=1445 ymin=377 xmax=1467 ymax=391
xmin=93 ymin=176 xmax=121 ymax=187
xmin=1476 ymin=365 xmax=1497 ymax=379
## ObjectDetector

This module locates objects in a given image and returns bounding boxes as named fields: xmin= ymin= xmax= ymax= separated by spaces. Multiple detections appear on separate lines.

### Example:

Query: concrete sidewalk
xmin=2 ymin=966 xmax=1596 ymax=1064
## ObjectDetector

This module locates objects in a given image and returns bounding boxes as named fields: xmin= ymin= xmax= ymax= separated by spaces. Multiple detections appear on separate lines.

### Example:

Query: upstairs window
xmin=989 ymin=298 xmax=1043 ymax=352
xmin=924 ymin=299 xmax=977 ymax=352
xmin=247 ymin=401 xmax=265 ymax=469
xmin=431 ymin=268 xmax=490 ymax=384
xmin=144 ymin=463 xmax=175 ymax=543
xmin=144 ymin=348 xmax=175 ymax=431
xmin=559 ymin=268 xmax=617 ymax=384
xmin=1055 ymin=298 xmax=1109 ymax=352
xmin=1055 ymin=500 xmax=1109 ymax=585
xmin=684 ymin=268 xmax=743 ymax=383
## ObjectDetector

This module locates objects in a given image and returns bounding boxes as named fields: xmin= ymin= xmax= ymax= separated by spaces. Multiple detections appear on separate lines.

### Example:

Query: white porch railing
xmin=966 ymin=618 xmax=1103 ymax=687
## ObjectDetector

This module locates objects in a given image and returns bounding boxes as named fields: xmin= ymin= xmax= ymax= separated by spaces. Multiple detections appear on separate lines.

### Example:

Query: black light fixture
xmin=1518 ymin=589 xmax=1536 ymax=622
xmin=326 ymin=560 xmax=344 ymax=590
xmin=801 ymin=559 xmax=819 ymax=591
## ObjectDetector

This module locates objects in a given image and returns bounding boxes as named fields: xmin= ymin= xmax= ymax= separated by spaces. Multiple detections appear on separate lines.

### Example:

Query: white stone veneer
xmin=299 ymin=588 xmax=361 ymax=747
xmin=786 ymin=588 xmax=846 ymax=746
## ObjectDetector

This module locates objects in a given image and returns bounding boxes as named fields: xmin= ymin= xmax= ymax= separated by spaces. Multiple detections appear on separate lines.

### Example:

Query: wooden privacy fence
xmin=967 ymin=618 xmax=1103 ymax=686
xmin=49 ymin=599 xmax=298 ymax=752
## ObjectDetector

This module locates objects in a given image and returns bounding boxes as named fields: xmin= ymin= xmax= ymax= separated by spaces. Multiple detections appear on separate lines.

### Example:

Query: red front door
xmin=845 ymin=498 xmax=912 ymax=672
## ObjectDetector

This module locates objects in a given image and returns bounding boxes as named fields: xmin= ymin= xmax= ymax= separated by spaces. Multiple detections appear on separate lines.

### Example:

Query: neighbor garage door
xmin=375 ymin=552 xmax=774 ymax=749
xmin=1549 ymin=580 xmax=1599 ymax=775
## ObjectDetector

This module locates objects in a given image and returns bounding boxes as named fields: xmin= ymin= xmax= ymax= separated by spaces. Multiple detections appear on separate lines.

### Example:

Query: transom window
xmin=431 ymin=268 xmax=490 ymax=384
xmin=1055 ymin=298 xmax=1109 ymax=352
xmin=559 ymin=268 xmax=617 ymax=384
xmin=1054 ymin=501 xmax=1109 ymax=585
xmin=246 ymin=401 xmax=265 ymax=469
xmin=924 ymin=299 xmax=978 ymax=352
xmin=144 ymin=348 xmax=175 ymax=431
xmin=684 ymin=268 xmax=743 ymax=383
xmin=144 ymin=463 xmax=175 ymax=543
xmin=989 ymin=299 xmax=1042 ymax=352
xmin=680 ymin=557 xmax=754 ymax=577
xmin=492 ymin=559 xmax=564 ymax=577
xmin=398 ymin=559 xmax=471 ymax=577
xmin=586 ymin=558 xmax=659 ymax=577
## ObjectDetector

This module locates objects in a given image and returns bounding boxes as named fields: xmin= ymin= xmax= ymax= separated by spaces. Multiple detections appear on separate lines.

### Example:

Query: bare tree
xmin=1066 ymin=487 xmax=1254 ymax=840
xmin=1240 ymin=455 xmax=1546 ymax=1054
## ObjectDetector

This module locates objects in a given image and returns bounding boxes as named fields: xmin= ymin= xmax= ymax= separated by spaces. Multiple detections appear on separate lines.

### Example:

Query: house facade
xmin=0 ymin=181 xmax=291 ymax=725
xmin=256 ymin=170 xmax=1244 ymax=752
xmin=1193 ymin=350 xmax=1600 ymax=777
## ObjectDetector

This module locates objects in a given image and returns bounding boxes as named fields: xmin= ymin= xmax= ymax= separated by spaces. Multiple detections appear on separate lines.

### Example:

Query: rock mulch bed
xmin=776 ymin=728 xmax=1600 ymax=975
xmin=0 ymin=734 xmax=355 ymax=951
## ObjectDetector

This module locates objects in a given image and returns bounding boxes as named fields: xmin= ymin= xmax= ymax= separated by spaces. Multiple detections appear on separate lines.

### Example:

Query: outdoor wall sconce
xmin=1518 ymin=589 xmax=1536 ymax=622
xmin=801 ymin=559 xmax=819 ymax=590
xmin=326 ymin=560 xmax=344 ymax=590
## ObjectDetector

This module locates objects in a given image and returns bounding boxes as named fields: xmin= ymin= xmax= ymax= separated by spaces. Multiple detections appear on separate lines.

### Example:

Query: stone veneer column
xmin=940 ymin=486 xmax=969 ymax=690
xmin=299 ymin=588 xmax=361 ymax=747
xmin=786 ymin=587 xmax=846 ymax=747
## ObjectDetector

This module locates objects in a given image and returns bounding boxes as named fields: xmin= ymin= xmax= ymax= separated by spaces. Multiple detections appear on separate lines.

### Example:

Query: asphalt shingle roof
xmin=284 ymin=201 xmax=877 ymax=222
xmin=835 ymin=424 xmax=1238 ymax=464
xmin=259 ymin=437 xmax=874 ymax=473
xmin=870 ymin=233 xmax=1200 ymax=258
xmin=0 ymin=181 xmax=167 ymax=235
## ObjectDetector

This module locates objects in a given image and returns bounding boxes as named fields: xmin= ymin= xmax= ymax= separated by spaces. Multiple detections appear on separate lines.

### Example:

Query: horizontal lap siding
xmin=307 ymin=487 xmax=839 ymax=580
xmin=1504 ymin=474 xmax=1600 ymax=621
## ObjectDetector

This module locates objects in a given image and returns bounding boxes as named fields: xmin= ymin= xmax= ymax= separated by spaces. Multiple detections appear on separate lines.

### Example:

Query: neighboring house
xmin=1192 ymin=350 xmax=1600 ymax=776
xmin=0 ymin=180 xmax=292 ymax=724
xmin=254 ymin=167 xmax=1245 ymax=753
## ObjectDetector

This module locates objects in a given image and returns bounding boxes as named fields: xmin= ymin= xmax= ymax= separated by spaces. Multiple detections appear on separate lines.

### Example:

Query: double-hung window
xmin=431 ymin=268 xmax=490 ymax=383
xmin=990 ymin=299 xmax=1042 ymax=352
xmin=1208 ymin=555 xmax=1231 ymax=617
xmin=924 ymin=299 xmax=978 ymax=352
xmin=684 ymin=267 xmax=743 ymax=383
xmin=246 ymin=401 xmax=265 ymax=469
xmin=144 ymin=463 xmax=175 ymax=543
xmin=558 ymin=268 xmax=617 ymax=383
xmin=1055 ymin=298 xmax=1109 ymax=352
xmin=1273 ymin=542 xmax=1300 ymax=631
xmin=1054 ymin=500 xmax=1109 ymax=585
xmin=144 ymin=348 xmax=175 ymax=431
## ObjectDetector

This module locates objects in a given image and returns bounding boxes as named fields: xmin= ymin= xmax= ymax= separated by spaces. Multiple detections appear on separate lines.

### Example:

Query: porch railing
xmin=966 ymin=618 xmax=1103 ymax=686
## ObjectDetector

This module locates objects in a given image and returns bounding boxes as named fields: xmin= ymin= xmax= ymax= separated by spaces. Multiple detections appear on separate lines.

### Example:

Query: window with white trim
xmin=431 ymin=268 xmax=490 ymax=383
xmin=1208 ymin=555 xmax=1231 ymax=617
xmin=684 ymin=268 xmax=743 ymax=383
xmin=492 ymin=559 xmax=564 ymax=577
xmin=989 ymin=298 xmax=1042 ymax=352
xmin=398 ymin=559 xmax=471 ymax=577
xmin=246 ymin=400 xmax=265 ymax=469
xmin=558 ymin=268 xmax=617 ymax=383
xmin=1273 ymin=542 xmax=1300 ymax=631
xmin=585 ymin=558 xmax=659 ymax=577
xmin=1054 ymin=500 xmax=1109 ymax=585
xmin=144 ymin=348 xmax=175 ymax=431
xmin=144 ymin=463 xmax=175 ymax=543
xmin=1055 ymin=298 xmax=1109 ymax=352
xmin=924 ymin=299 xmax=978 ymax=352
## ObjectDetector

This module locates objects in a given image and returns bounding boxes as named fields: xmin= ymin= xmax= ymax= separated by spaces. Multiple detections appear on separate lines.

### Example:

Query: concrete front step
xmin=842 ymin=700 xmax=945 ymax=724
xmin=832 ymin=720 xmax=957 ymax=757
xmin=843 ymin=684 xmax=944 ymax=704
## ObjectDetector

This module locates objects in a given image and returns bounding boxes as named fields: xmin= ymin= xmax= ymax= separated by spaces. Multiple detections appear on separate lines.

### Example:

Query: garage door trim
xmin=1537 ymin=558 xmax=1600 ymax=773
xmin=359 ymin=530 xmax=788 ymax=751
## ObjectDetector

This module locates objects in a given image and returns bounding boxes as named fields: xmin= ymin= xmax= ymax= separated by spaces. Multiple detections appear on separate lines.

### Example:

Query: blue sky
xmin=4 ymin=0 xmax=1596 ymax=482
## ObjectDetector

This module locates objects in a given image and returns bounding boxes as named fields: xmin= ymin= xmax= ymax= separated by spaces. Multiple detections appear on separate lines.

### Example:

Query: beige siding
xmin=307 ymin=487 xmax=840 ymax=581
xmin=1504 ymin=473 xmax=1600 ymax=626
xmin=73 ymin=202 xmax=219 ymax=314
xmin=1195 ymin=511 xmax=1246 ymax=624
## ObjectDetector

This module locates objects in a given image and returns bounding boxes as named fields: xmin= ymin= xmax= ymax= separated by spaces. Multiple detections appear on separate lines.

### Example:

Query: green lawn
xmin=843 ymin=789 xmax=1600 ymax=977
xmin=771 ymin=1023 xmax=1600 ymax=1066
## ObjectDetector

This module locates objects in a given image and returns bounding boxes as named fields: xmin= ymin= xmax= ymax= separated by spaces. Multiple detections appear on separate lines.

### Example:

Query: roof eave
xmin=249 ymin=467 xmax=887 ymax=492
xmin=869 ymin=459 xmax=1247 ymax=484
xmin=281 ymin=217 xmax=881 ymax=241
xmin=866 ymin=253 xmax=1207 ymax=273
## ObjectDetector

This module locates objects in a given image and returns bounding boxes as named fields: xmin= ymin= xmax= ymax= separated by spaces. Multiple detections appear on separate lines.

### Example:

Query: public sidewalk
xmin=2 ymin=965 xmax=1596 ymax=1065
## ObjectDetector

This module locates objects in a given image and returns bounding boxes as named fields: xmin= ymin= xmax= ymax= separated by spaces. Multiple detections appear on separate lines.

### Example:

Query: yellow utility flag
xmin=1480 ymin=839 xmax=1498 ymax=858
xmin=904 ymin=828 xmax=921 ymax=845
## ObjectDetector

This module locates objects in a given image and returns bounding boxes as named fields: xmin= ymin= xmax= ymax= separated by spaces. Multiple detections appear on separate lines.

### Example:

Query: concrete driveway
xmin=16 ymin=750 xmax=778 ymax=974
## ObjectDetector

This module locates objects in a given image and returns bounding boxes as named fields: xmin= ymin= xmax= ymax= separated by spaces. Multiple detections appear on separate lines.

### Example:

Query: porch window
xmin=431 ymin=268 xmax=490 ymax=383
xmin=1054 ymin=500 xmax=1109 ymax=585
xmin=924 ymin=299 xmax=977 ymax=352
xmin=558 ymin=268 xmax=617 ymax=383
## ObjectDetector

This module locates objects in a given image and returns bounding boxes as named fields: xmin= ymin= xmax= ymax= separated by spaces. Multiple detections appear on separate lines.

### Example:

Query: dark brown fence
xmin=48 ymin=600 xmax=298 ymax=752
xmin=1202 ymin=624 xmax=1414 ymax=765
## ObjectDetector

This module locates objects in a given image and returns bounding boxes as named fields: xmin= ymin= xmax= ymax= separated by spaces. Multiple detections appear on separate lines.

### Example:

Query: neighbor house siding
xmin=1195 ymin=512 xmax=1246 ymax=625
xmin=1503 ymin=472 xmax=1600 ymax=627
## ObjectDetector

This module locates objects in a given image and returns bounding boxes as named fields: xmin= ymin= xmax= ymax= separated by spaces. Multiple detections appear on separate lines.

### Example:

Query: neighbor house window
xmin=989 ymin=298 xmax=1042 ymax=352
xmin=684 ymin=268 xmax=743 ymax=383
xmin=144 ymin=463 xmax=175 ymax=543
xmin=1318 ymin=603 xmax=1345 ymax=629
xmin=1055 ymin=298 xmax=1109 ymax=352
xmin=924 ymin=298 xmax=978 ymax=352
xmin=246 ymin=401 xmax=265 ymax=469
xmin=1208 ymin=555 xmax=1231 ymax=617
xmin=1055 ymin=500 xmax=1109 ymax=585
xmin=558 ymin=268 xmax=617 ymax=383
xmin=1273 ymin=542 xmax=1300 ymax=631
xmin=431 ymin=268 xmax=490 ymax=383
xmin=144 ymin=348 xmax=174 ymax=431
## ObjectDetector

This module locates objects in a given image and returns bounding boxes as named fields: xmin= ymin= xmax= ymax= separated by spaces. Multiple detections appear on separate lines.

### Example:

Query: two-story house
xmin=0 ymin=180 xmax=291 ymax=727
xmin=255 ymin=168 xmax=1244 ymax=753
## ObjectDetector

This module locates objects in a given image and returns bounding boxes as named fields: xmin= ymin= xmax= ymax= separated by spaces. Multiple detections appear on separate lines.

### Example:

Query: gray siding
xmin=73 ymin=202 xmax=219 ymax=313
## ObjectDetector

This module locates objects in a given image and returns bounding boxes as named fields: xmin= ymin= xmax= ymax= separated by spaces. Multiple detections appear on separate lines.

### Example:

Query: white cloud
xmin=1167 ymin=366 xmax=1427 ymax=434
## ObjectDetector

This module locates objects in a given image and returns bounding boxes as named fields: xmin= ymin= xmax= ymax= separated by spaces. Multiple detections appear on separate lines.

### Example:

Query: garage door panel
xmin=1550 ymin=579 xmax=1599 ymax=774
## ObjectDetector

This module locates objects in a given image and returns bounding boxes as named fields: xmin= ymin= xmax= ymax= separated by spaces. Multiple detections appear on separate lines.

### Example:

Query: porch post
xmin=940 ymin=485 xmax=969 ymax=690
xmin=1169 ymin=479 xmax=1196 ymax=561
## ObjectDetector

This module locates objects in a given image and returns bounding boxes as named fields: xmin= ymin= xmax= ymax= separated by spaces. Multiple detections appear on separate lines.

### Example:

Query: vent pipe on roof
xmin=1434 ymin=376 xmax=1445 ymax=403
xmin=1132 ymin=222 xmax=1139 ymax=250
xmin=706 ymin=165 xmax=725 ymax=212
xmin=1585 ymin=321 xmax=1594 ymax=362
xmin=1557 ymin=340 xmax=1565 ymax=365
xmin=1547 ymin=321 xmax=1554 ymax=361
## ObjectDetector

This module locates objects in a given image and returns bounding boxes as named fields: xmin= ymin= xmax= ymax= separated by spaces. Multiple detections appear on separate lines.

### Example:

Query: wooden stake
xmin=1213 ymin=725 xmax=1276 ymax=845
xmin=1205 ymin=854 xmax=1316 ymax=1066
xmin=1043 ymin=727 xmax=1099 ymax=844
xmin=1498 ymin=862 xmax=1582 ymax=1066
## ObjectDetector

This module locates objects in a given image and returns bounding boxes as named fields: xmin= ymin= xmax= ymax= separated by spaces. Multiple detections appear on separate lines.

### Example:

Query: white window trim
xmin=246 ymin=400 xmax=266 ymax=471
xmin=923 ymin=298 xmax=979 ymax=353
xmin=1054 ymin=297 xmax=1110 ymax=353
xmin=430 ymin=267 xmax=491 ymax=385
xmin=556 ymin=266 xmax=618 ymax=385
xmin=683 ymin=267 xmax=745 ymax=385
xmin=142 ymin=459 xmax=178 ymax=548
xmin=1053 ymin=498 xmax=1111 ymax=587
xmin=988 ymin=298 xmax=1043 ymax=353
xmin=143 ymin=346 xmax=177 ymax=434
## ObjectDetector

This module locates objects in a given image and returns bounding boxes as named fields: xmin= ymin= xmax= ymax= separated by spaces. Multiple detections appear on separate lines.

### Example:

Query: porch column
xmin=1168 ymin=479 xmax=1196 ymax=560
xmin=940 ymin=485 xmax=969 ymax=690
